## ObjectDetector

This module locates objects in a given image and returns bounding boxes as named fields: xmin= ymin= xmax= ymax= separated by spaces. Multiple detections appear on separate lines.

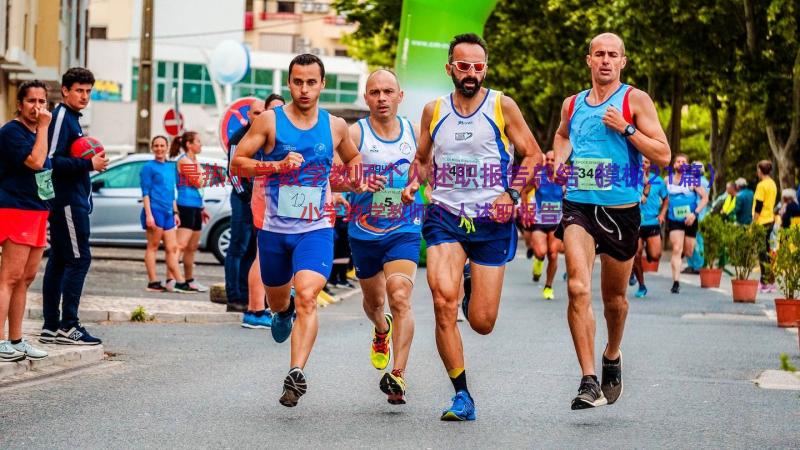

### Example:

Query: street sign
xmin=163 ymin=108 xmax=184 ymax=136
xmin=219 ymin=96 xmax=257 ymax=152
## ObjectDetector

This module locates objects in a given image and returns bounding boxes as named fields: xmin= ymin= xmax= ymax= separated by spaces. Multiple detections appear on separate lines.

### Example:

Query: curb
xmin=0 ymin=344 xmax=105 ymax=385
xmin=25 ymin=307 xmax=243 ymax=324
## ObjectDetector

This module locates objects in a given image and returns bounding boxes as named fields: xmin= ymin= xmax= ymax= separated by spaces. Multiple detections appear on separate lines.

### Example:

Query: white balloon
xmin=208 ymin=40 xmax=250 ymax=85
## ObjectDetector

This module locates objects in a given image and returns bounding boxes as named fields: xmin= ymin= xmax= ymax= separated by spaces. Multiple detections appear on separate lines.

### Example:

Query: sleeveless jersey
xmin=349 ymin=116 xmax=423 ymax=240
xmin=666 ymin=179 xmax=698 ymax=222
xmin=534 ymin=174 xmax=564 ymax=226
xmin=640 ymin=175 xmax=667 ymax=226
xmin=429 ymin=89 xmax=513 ymax=218
xmin=175 ymin=153 xmax=204 ymax=208
xmin=567 ymin=83 xmax=642 ymax=206
xmin=251 ymin=105 xmax=334 ymax=234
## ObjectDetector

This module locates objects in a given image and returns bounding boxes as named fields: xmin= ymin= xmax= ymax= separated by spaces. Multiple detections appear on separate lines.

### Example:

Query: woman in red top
xmin=0 ymin=80 xmax=52 ymax=362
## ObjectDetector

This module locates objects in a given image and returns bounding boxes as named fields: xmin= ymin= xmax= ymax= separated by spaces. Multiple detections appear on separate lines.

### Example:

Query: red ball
xmin=70 ymin=136 xmax=105 ymax=160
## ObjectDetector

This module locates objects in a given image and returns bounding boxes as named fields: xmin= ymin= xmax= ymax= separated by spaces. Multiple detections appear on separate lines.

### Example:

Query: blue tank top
xmin=257 ymin=105 xmax=333 ymax=233
xmin=666 ymin=181 xmax=698 ymax=222
xmin=175 ymin=153 xmax=203 ymax=208
xmin=534 ymin=175 xmax=564 ymax=226
xmin=567 ymin=84 xmax=642 ymax=206
xmin=640 ymin=175 xmax=667 ymax=226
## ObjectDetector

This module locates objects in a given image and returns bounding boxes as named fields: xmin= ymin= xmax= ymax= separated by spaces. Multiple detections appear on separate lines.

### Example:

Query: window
xmin=277 ymin=1 xmax=295 ymax=13
xmin=89 ymin=26 xmax=107 ymax=39
xmin=132 ymin=61 xmax=182 ymax=103
xmin=181 ymin=63 xmax=216 ymax=106
xmin=334 ymin=49 xmax=348 ymax=57
xmin=92 ymin=161 xmax=147 ymax=189
xmin=233 ymin=68 xmax=275 ymax=99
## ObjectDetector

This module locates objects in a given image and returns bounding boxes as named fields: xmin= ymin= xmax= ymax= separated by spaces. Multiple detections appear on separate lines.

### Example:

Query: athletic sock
xmin=391 ymin=368 xmax=404 ymax=378
xmin=448 ymin=368 xmax=469 ymax=395
xmin=10 ymin=339 xmax=21 ymax=345
xmin=544 ymin=285 xmax=552 ymax=289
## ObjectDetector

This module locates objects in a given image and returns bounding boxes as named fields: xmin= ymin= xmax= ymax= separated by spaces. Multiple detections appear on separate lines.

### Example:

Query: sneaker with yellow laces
xmin=380 ymin=369 xmax=407 ymax=404
xmin=542 ymin=285 xmax=554 ymax=300
xmin=533 ymin=258 xmax=544 ymax=282
xmin=370 ymin=313 xmax=393 ymax=370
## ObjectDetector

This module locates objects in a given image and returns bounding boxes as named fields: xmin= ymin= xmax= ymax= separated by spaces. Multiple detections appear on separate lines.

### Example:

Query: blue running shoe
xmin=635 ymin=285 xmax=648 ymax=298
xmin=242 ymin=311 xmax=272 ymax=329
xmin=440 ymin=390 xmax=476 ymax=421
xmin=271 ymin=294 xmax=295 ymax=344
xmin=628 ymin=273 xmax=637 ymax=286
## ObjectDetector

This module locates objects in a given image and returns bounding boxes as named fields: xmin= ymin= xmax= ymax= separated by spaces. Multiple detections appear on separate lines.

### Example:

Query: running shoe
xmin=11 ymin=339 xmax=48 ymax=360
xmin=628 ymin=273 xmax=637 ymax=286
xmin=279 ymin=367 xmax=307 ymax=407
xmin=56 ymin=325 xmax=102 ymax=345
xmin=187 ymin=279 xmax=209 ymax=292
xmin=542 ymin=286 xmax=554 ymax=300
xmin=335 ymin=280 xmax=356 ymax=289
xmin=533 ymin=258 xmax=544 ymax=282
xmin=563 ymin=272 xmax=568 ymax=281
xmin=371 ymin=313 xmax=393 ymax=370
xmin=601 ymin=351 xmax=623 ymax=405
xmin=39 ymin=328 xmax=58 ymax=344
xmin=271 ymin=292 xmax=295 ymax=343
xmin=526 ymin=248 xmax=534 ymax=259
xmin=440 ymin=390 xmax=476 ymax=421
xmin=173 ymin=281 xmax=198 ymax=293
xmin=164 ymin=279 xmax=176 ymax=292
xmin=146 ymin=281 xmax=166 ymax=292
xmin=681 ymin=267 xmax=700 ymax=275
xmin=571 ymin=376 xmax=607 ymax=410
xmin=380 ymin=369 xmax=407 ymax=405
xmin=671 ymin=281 xmax=680 ymax=294
xmin=758 ymin=283 xmax=777 ymax=294
xmin=346 ymin=267 xmax=357 ymax=281
xmin=0 ymin=340 xmax=26 ymax=362
xmin=242 ymin=311 xmax=272 ymax=329
xmin=635 ymin=285 xmax=648 ymax=298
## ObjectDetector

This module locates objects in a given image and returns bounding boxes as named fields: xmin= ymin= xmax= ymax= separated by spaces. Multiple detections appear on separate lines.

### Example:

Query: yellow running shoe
xmin=380 ymin=369 xmax=407 ymax=404
xmin=533 ymin=258 xmax=544 ymax=282
xmin=316 ymin=292 xmax=332 ymax=307
xmin=542 ymin=286 xmax=554 ymax=300
xmin=319 ymin=289 xmax=339 ymax=304
xmin=346 ymin=267 xmax=357 ymax=281
xmin=370 ymin=313 xmax=393 ymax=370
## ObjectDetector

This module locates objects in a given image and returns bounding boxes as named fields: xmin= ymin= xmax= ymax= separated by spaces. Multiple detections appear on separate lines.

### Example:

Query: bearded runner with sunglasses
xmin=402 ymin=33 xmax=543 ymax=421
xmin=552 ymin=33 xmax=671 ymax=410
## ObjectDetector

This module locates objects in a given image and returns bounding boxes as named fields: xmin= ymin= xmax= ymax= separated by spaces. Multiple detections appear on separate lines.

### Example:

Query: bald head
xmin=588 ymin=33 xmax=625 ymax=56
xmin=364 ymin=69 xmax=403 ymax=120
xmin=366 ymin=69 xmax=400 ymax=90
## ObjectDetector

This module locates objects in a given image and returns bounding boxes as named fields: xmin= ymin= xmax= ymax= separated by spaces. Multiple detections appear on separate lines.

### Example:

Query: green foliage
xmin=775 ymin=226 xmax=800 ymax=299
xmin=332 ymin=0 xmax=402 ymax=69
xmin=131 ymin=306 xmax=149 ymax=322
xmin=780 ymin=353 xmax=797 ymax=372
xmin=699 ymin=213 xmax=726 ymax=269
xmin=724 ymin=222 xmax=767 ymax=280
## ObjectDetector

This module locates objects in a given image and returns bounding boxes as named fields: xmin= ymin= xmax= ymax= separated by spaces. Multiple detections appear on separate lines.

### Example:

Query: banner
xmin=394 ymin=0 xmax=497 ymax=120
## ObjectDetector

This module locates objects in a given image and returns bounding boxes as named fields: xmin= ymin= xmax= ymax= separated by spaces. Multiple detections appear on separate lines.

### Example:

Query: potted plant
xmin=698 ymin=214 xmax=725 ymax=288
xmin=725 ymin=222 xmax=766 ymax=302
xmin=774 ymin=227 xmax=800 ymax=327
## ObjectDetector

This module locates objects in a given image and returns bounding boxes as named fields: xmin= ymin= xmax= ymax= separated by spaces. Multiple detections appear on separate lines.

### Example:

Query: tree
xmin=332 ymin=0 xmax=402 ymax=69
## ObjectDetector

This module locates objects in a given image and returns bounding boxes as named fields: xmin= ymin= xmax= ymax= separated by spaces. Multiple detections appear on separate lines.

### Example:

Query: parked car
xmin=88 ymin=153 xmax=232 ymax=263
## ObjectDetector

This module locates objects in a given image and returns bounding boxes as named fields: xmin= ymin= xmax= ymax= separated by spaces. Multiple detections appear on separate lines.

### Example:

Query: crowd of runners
xmin=2 ymin=31 xmax=799 ymax=421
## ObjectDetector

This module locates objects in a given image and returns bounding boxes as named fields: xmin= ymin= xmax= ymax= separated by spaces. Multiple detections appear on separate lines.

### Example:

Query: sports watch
xmin=505 ymin=187 xmax=521 ymax=205
xmin=622 ymin=124 xmax=636 ymax=137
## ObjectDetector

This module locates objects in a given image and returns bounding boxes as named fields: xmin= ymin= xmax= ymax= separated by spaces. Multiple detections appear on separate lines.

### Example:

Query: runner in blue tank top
xmin=232 ymin=54 xmax=367 ymax=408
xmin=630 ymin=157 xmax=668 ymax=298
xmin=531 ymin=150 xmax=565 ymax=300
xmin=553 ymin=33 xmax=671 ymax=410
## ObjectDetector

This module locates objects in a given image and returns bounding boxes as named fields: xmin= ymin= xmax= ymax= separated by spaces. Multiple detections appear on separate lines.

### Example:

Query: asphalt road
xmin=4 ymin=249 xmax=799 ymax=449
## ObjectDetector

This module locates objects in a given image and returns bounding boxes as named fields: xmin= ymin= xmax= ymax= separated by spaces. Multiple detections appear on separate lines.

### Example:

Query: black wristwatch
xmin=505 ymin=187 xmax=521 ymax=205
xmin=622 ymin=124 xmax=636 ymax=137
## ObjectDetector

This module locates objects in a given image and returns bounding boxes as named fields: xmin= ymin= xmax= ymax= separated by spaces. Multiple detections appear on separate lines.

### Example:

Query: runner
xmin=168 ymin=131 xmax=209 ymax=293
xmin=344 ymin=69 xmax=421 ymax=405
xmin=41 ymin=67 xmax=108 ymax=346
xmin=630 ymin=156 xmax=666 ymax=298
xmin=140 ymin=135 xmax=190 ymax=293
xmin=0 ymin=80 xmax=52 ymax=362
xmin=402 ymin=33 xmax=543 ymax=421
xmin=662 ymin=154 xmax=708 ymax=294
xmin=531 ymin=150 xmax=565 ymax=300
xmin=232 ymin=54 xmax=366 ymax=407
xmin=552 ymin=33 xmax=670 ymax=409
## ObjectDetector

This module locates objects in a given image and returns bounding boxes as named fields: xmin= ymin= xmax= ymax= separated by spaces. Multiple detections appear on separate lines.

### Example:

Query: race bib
xmin=277 ymin=185 xmax=322 ymax=219
xmin=574 ymin=158 xmax=612 ymax=191
xmin=35 ymin=169 xmax=55 ymax=201
xmin=673 ymin=205 xmax=691 ymax=219
xmin=371 ymin=188 xmax=403 ymax=217
xmin=541 ymin=201 xmax=562 ymax=212
xmin=442 ymin=155 xmax=482 ymax=189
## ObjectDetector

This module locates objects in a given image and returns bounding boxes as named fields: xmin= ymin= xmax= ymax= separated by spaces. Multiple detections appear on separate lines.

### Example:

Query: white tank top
xmin=429 ymin=89 xmax=513 ymax=218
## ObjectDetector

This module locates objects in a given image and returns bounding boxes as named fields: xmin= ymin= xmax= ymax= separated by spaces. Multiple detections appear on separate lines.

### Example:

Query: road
xmin=3 ymin=248 xmax=799 ymax=449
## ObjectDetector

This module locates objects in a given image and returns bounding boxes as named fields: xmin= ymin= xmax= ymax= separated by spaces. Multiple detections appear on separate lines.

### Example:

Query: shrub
xmin=724 ymin=222 xmax=766 ymax=280
xmin=775 ymin=226 xmax=800 ymax=299
xmin=699 ymin=213 xmax=726 ymax=269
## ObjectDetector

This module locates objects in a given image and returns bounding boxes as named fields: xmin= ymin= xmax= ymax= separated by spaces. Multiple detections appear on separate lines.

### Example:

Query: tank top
xmin=666 ymin=178 xmax=699 ymax=222
xmin=429 ymin=89 xmax=513 ymax=218
xmin=534 ymin=174 xmax=564 ymax=226
xmin=348 ymin=116 xmax=423 ymax=240
xmin=251 ymin=105 xmax=334 ymax=233
xmin=566 ymin=83 xmax=642 ymax=206
xmin=175 ymin=153 xmax=204 ymax=208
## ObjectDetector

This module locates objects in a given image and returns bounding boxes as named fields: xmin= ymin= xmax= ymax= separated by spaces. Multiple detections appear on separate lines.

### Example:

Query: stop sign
xmin=163 ymin=109 xmax=185 ymax=136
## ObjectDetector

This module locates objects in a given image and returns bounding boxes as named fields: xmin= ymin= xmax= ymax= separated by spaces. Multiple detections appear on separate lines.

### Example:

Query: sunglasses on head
xmin=451 ymin=61 xmax=486 ymax=73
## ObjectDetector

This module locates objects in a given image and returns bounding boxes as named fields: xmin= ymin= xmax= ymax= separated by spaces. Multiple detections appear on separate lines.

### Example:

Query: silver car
xmin=88 ymin=153 xmax=232 ymax=263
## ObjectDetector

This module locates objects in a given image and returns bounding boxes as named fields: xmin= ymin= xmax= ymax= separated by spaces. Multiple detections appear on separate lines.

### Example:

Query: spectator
xmin=720 ymin=181 xmax=737 ymax=221
xmin=779 ymin=188 xmax=800 ymax=229
xmin=733 ymin=177 xmax=753 ymax=225
xmin=753 ymin=160 xmax=778 ymax=292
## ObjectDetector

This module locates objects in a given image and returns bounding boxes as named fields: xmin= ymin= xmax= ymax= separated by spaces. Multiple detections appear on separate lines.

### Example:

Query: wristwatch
xmin=505 ymin=187 xmax=521 ymax=205
xmin=622 ymin=124 xmax=636 ymax=137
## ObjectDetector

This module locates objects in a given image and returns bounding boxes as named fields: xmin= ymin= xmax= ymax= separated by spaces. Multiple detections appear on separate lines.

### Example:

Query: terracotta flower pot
xmin=641 ymin=255 xmax=659 ymax=273
xmin=731 ymin=279 xmax=758 ymax=303
xmin=699 ymin=268 xmax=722 ymax=288
xmin=774 ymin=298 xmax=800 ymax=327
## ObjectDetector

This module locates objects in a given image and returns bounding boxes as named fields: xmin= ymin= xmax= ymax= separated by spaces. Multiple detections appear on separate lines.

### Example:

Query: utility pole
xmin=134 ymin=0 xmax=154 ymax=153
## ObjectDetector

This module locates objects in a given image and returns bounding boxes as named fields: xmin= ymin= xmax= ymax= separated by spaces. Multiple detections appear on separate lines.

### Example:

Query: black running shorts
xmin=555 ymin=199 xmax=640 ymax=261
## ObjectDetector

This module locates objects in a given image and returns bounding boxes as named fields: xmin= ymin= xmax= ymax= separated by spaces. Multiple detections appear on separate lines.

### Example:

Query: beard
xmin=451 ymin=73 xmax=483 ymax=98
